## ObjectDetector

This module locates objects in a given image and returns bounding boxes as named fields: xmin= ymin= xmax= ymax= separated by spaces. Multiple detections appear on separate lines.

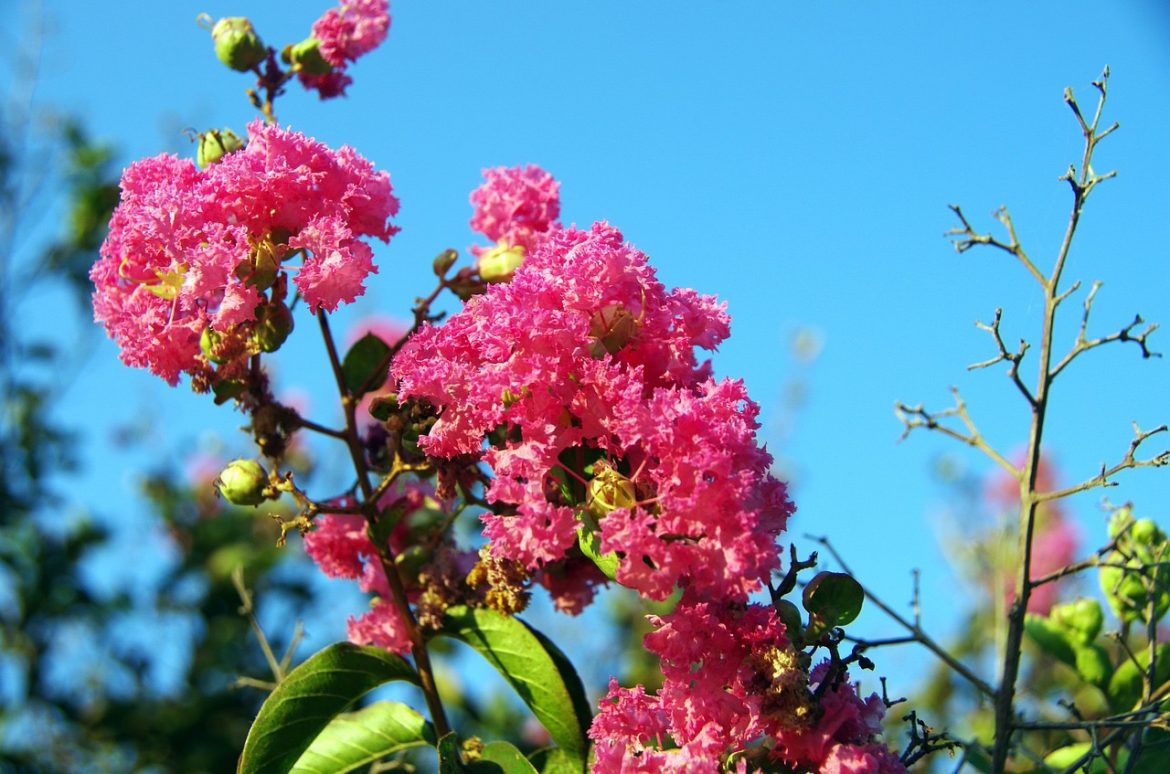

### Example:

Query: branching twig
xmin=1048 ymin=281 xmax=1161 ymax=381
xmin=806 ymin=535 xmax=997 ymax=699
xmin=969 ymin=307 xmax=1035 ymax=405
xmin=1036 ymin=423 xmax=1170 ymax=503
xmin=946 ymin=205 xmax=1046 ymax=286
xmin=895 ymin=387 xmax=1018 ymax=476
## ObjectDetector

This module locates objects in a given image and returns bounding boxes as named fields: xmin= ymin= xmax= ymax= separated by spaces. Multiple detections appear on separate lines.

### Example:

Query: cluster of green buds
xmin=1025 ymin=598 xmax=1111 ymax=687
xmin=1100 ymin=507 xmax=1170 ymax=625
xmin=210 ymin=17 xmax=267 ymax=72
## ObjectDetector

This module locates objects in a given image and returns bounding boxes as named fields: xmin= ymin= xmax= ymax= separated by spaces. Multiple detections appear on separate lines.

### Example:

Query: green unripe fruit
xmin=432 ymin=249 xmax=458 ymax=277
xmin=196 ymin=128 xmax=244 ymax=169
xmin=212 ymin=17 xmax=267 ymax=72
xmin=286 ymin=37 xmax=333 ymax=76
xmin=215 ymin=459 xmax=269 ymax=506
xmin=1050 ymin=598 xmax=1103 ymax=646
xmin=253 ymin=303 xmax=294 ymax=353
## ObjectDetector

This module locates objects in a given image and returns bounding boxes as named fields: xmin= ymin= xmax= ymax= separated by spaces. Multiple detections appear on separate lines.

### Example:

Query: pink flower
xmin=92 ymin=122 xmax=398 ymax=384
xmin=300 ymin=0 xmax=390 ymax=99
xmin=393 ymin=222 xmax=786 ymax=602
xmin=820 ymin=743 xmax=906 ymax=774
xmin=303 ymin=514 xmax=370 ymax=580
xmin=469 ymin=165 xmax=561 ymax=259
xmin=312 ymin=0 xmax=390 ymax=67
xmin=347 ymin=601 xmax=411 ymax=655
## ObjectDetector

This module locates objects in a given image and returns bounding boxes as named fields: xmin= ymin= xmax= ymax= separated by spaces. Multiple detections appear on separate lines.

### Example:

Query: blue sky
xmin=9 ymin=1 xmax=1170 ymax=696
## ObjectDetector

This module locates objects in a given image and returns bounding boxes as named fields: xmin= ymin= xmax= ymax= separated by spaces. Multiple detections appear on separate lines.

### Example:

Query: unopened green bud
xmin=432 ymin=249 xmax=458 ymax=277
xmin=586 ymin=463 xmax=637 ymax=521
xmin=287 ymin=37 xmax=332 ymax=76
xmin=1050 ymin=598 xmax=1103 ymax=646
xmin=477 ymin=243 xmax=525 ymax=283
xmin=196 ymin=128 xmax=244 ymax=169
xmin=1132 ymin=518 xmax=1161 ymax=545
xmin=253 ymin=303 xmax=294 ymax=353
xmin=395 ymin=545 xmax=433 ymax=580
xmin=215 ymin=459 xmax=269 ymax=506
xmin=200 ymin=326 xmax=229 ymax=364
xmin=238 ymin=236 xmax=281 ymax=290
xmin=211 ymin=17 xmax=267 ymax=72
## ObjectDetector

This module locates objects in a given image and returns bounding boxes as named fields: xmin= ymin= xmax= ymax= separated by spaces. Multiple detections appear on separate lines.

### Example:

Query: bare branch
xmin=968 ymin=307 xmax=1036 ymax=405
xmin=1036 ymin=423 xmax=1170 ymax=503
xmin=806 ymin=534 xmax=998 ymax=699
xmin=895 ymin=388 xmax=1018 ymax=476
xmin=946 ymin=204 xmax=1046 ymax=286
xmin=1049 ymin=281 xmax=1161 ymax=380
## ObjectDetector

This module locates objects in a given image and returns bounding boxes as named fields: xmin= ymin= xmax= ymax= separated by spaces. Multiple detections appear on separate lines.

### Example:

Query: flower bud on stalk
xmin=196 ymin=128 xmax=244 ymax=169
xmin=586 ymin=463 xmax=637 ymax=522
xmin=211 ymin=17 xmax=267 ymax=72
xmin=253 ymin=303 xmax=294 ymax=353
xmin=200 ymin=327 xmax=228 ymax=364
xmin=215 ymin=459 xmax=269 ymax=506
xmin=477 ymin=243 xmax=525 ymax=283
xmin=284 ymin=37 xmax=333 ymax=75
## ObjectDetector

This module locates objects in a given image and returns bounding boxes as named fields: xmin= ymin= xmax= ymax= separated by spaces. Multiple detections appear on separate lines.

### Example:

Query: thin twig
xmin=806 ymin=535 xmax=997 ymax=699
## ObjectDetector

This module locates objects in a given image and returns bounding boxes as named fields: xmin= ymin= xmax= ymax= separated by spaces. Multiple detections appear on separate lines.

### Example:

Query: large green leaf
xmin=291 ymin=701 xmax=435 ymax=773
xmin=529 ymin=747 xmax=585 ymax=774
xmin=238 ymin=642 xmax=420 ymax=774
xmin=341 ymin=333 xmax=392 ymax=396
xmin=469 ymin=741 xmax=540 ymax=773
xmin=439 ymin=606 xmax=591 ymax=769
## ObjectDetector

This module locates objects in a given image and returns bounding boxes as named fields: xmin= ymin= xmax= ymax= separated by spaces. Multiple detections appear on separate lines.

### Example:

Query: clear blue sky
xmin=9 ymin=1 xmax=1170 ymax=694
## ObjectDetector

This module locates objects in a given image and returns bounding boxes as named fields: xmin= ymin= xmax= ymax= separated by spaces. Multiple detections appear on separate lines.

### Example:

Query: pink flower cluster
xmin=469 ymin=165 xmax=561 ymax=258
xmin=393 ymin=220 xmax=790 ymax=603
xmin=304 ymin=484 xmax=473 ymax=655
xmin=303 ymin=511 xmax=413 ymax=653
xmin=300 ymin=0 xmax=391 ymax=98
xmin=591 ymin=603 xmax=904 ymax=772
xmin=91 ymin=121 xmax=398 ymax=385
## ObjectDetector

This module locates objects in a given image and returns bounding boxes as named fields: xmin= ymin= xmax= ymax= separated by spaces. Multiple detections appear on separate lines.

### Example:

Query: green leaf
xmin=1108 ymin=643 xmax=1170 ymax=713
xmin=528 ymin=748 xmax=584 ymax=774
xmin=290 ymin=701 xmax=436 ymax=773
xmin=577 ymin=527 xmax=619 ymax=581
xmin=439 ymin=606 xmax=590 ymax=770
xmin=1043 ymin=742 xmax=1116 ymax=773
xmin=342 ymin=333 xmax=392 ymax=396
xmin=802 ymin=572 xmax=864 ymax=627
xmin=468 ymin=741 xmax=540 ymax=773
xmin=238 ymin=642 xmax=420 ymax=774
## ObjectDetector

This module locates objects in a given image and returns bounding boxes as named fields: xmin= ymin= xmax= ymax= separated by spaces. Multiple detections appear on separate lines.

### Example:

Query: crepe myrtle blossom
xmin=91 ymin=121 xmax=398 ymax=385
xmin=393 ymin=221 xmax=791 ymax=602
xmin=303 ymin=484 xmax=475 ymax=655
xmin=469 ymin=165 xmax=561 ymax=280
xmin=298 ymin=0 xmax=391 ymax=98
xmin=590 ymin=602 xmax=906 ymax=773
